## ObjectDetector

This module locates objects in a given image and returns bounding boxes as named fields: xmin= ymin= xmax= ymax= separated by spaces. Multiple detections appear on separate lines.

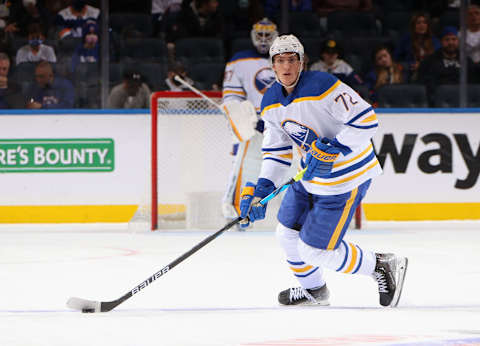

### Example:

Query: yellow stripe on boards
xmin=158 ymin=204 xmax=186 ymax=215
xmin=343 ymin=243 xmax=358 ymax=274
xmin=0 ymin=205 xmax=138 ymax=223
xmin=363 ymin=203 xmax=480 ymax=221
xmin=327 ymin=188 xmax=358 ymax=250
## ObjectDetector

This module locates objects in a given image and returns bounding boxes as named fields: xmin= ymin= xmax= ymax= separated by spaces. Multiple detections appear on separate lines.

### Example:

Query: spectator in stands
xmin=16 ymin=23 xmax=57 ymax=65
xmin=165 ymin=61 xmax=199 ymax=91
xmin=25 ymin=60 xmax=75 ymax=109
xmin=313 ymin=0 xmax=373 ymax=18
xmin=465 ymin=4 xmax=480 ymax=64
xmin=166 ymin=0 xmax=223 ymax=44
xmin=0 ymin=53 xmax=27 ymax=108
xmin=309 ymin=39 xmax=363 ymax=87
xmin=107 ymin=69 xmax=151 ymax=109
xmin=45 ymin=0 xmax=71 ymax=15
xmin=152 ymin=0 xmax=182 ymax=37
xmin=394 ymin=12 xmax=440 ymax=81
xmin=264 ymin=0 xmax=312 ymax=20
xmin=0 ymin=27 xmax=15 ymax=61
xmin=418 ymin=26 xmax=478 ymax=106
xmin=4 ymin=0 xmax=52 ymax=38
xmin=55 ymin=0 xmax=100 ymax=40
xmin=70 ymin=20 xmax=98 ymax=73
xmin=365 ymin=45 xmax=407 ymax=105
xmin=0 ymin=2 xmax=9 ymax=31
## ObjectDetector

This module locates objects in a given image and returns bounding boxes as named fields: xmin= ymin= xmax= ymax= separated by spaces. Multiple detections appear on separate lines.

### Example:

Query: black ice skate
xmin=372 ymin=253 xmax=408 ymax=307
xmin=278 ymin=284 xmax=330 ymax=306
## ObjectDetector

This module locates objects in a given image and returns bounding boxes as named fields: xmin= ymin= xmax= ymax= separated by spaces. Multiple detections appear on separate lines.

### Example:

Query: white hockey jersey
xmin=259 ymin=71 xmax=382 ymax=195
xmin=223 ymin=49 xmax=276 ymax=113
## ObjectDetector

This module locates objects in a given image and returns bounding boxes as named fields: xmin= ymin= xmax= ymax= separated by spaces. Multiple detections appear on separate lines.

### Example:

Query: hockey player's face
xmin=273 ymin=53 xmax=301 ymax=87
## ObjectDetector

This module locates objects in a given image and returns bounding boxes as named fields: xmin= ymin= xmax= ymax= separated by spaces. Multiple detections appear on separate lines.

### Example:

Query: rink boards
xmin=0 ymin=108 xmax=479 ymax=224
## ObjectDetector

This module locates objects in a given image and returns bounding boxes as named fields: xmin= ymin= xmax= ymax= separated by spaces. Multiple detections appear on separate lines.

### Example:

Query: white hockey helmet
xmin=251 ymin=17 xmax=278 ymax=54
xmin=269 ymin=34 xmax=304 ymax=89
xmin=269 ymin=34 xmax=304 ymax=64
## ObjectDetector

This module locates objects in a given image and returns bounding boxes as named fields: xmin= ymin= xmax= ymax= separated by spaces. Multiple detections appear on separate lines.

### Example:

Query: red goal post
xmin=150 ymin=91 xmax=362 ymax=230
xmin=150 ymin=91 xmax=227 ymax=230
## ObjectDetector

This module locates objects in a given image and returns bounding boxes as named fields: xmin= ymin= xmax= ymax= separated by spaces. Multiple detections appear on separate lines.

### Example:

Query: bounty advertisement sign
xmin=0 ymin=138 xmax=114 ymax=172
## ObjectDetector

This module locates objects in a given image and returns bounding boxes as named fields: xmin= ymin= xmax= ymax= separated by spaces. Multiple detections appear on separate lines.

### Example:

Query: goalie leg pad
xmin=222 ymin=134 xmax=263 ymax=217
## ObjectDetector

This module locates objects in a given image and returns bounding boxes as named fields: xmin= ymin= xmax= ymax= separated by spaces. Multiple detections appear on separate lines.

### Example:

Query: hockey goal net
xmin=150 ymin=91 xmax=362 ymax=230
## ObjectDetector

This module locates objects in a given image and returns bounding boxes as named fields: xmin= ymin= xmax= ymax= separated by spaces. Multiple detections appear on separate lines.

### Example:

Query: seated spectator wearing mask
xmin=15 ymin=23 xmax=57 ymax=65
xmin=25 ymin=60 xmax=75 ymax=109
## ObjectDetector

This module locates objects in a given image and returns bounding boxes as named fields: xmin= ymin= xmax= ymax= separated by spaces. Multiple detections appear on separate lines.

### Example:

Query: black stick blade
xmin=67 ymin=297 xmax=101 ymax=313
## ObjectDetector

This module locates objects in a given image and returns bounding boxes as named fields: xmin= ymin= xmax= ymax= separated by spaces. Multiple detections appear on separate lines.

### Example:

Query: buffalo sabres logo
xmin=255 ymin=67 xmax=275 ymax=94
xmin=281 ymin=120 xmax=319 ymax=152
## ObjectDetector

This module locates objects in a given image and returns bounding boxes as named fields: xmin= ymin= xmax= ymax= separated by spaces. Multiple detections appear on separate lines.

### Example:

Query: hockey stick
xmin=67 ymin=168 xmax=306 ymax=313
xmin=173 ymin=75 xmax=226 ymax=114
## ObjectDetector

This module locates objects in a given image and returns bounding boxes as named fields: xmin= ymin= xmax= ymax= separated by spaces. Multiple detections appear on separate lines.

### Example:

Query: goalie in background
xmin=221 ymin=17 xmax=278 ymax=227
xmin=239 ymin=35 xmax=408 ymax=308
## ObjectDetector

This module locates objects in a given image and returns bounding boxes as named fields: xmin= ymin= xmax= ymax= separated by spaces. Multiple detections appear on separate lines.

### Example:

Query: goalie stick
xmin=173 ymin=75 xmax=257 ymax=142
xmin=173 ymin=75 xmax=225 ymax=115
xmin=67 ymin=168 xmax=307 ymax=313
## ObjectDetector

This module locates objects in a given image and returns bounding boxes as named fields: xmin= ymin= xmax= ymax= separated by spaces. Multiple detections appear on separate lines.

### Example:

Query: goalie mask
xmin=251 ymin=18 xmax=278 ymax=54
xmin=269 ymin=34 xmax=305 ymax=89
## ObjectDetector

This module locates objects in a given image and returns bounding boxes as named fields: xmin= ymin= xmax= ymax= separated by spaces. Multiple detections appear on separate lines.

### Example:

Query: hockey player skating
xmin=221 ymin=18 xmax=278 ymax=223
xmin=239 ymin=35 xmax=408 ymax=307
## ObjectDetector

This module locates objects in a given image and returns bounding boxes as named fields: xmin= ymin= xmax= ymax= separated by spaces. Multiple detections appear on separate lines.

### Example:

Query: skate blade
xmin=390 ymin=257 xmax=408 ymax=307
xmin=280 ymin=299 xmax=330 ymax=307
xmin=299 ymin=299 xmax=330 ymax=307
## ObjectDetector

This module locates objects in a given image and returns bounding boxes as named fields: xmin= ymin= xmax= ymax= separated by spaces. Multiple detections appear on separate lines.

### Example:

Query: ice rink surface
xmin=1 ymin=223 xmax=480 ymax=346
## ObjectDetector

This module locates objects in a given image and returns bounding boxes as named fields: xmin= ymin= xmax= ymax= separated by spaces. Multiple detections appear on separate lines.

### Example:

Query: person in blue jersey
xmin=70 ymin=21 xmax=99 ymax=74
xmin=221 ymin=18 xmax=278 ymax=227
xmin=55 ymin=0 xmax=100 ymax=40
xmin=239 ymin=34 xmax=408 ymax=307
